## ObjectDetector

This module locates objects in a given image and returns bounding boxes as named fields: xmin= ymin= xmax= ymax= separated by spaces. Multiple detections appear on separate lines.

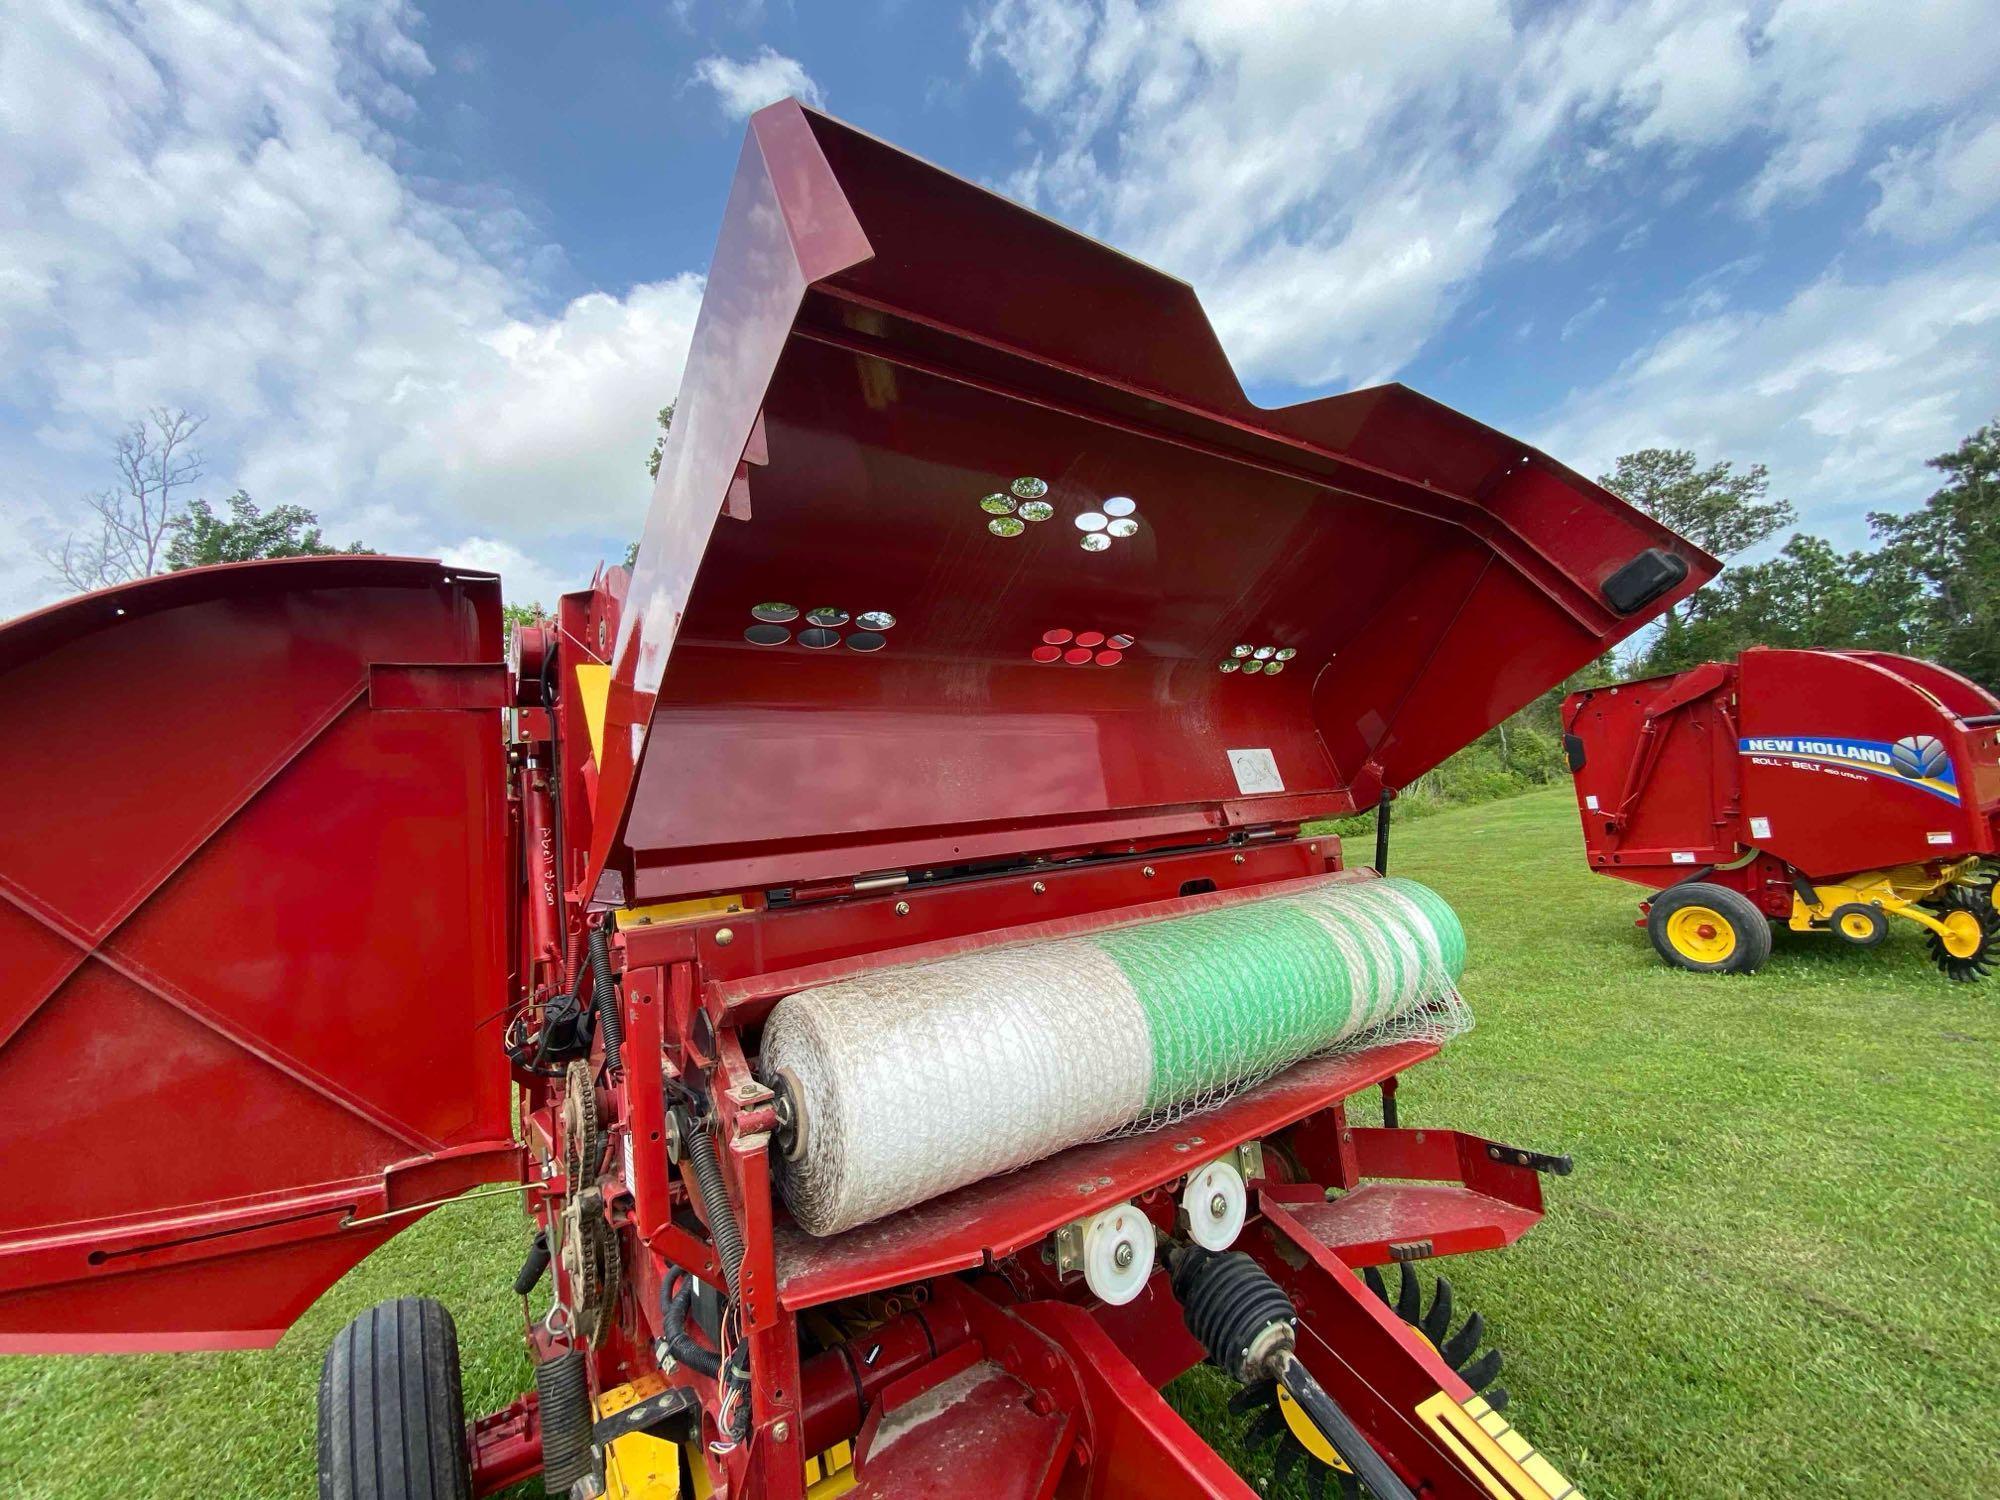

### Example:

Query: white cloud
xmin=1742 ymin=0 xmax=2000 ymax=212
xmin=692 ymin=46 xmax=824 ymax=119
xmin=968 ymin=0 xmax=2000 ymax=390
xmin=1538 ymin=247 xmax=2000 ymax=536
xmin=0 ymin=0 xmax=699 ymax=618
xmin=1866 ymin=116 xmax=2000 ymax=244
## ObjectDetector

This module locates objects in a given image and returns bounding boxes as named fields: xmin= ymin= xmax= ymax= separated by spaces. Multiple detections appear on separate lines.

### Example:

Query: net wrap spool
xmin=763 ymin=875 xmax=1469 ymax=1236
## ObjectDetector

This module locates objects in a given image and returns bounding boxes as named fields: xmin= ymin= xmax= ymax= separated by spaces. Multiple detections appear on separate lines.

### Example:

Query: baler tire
xmin=1648 ymin=883 xmax=1770 ymax=975
xmin=317 ymin=1296 xmax=473 ymax=1500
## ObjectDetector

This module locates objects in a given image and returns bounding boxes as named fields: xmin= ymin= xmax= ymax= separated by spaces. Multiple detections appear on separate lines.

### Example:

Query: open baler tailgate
xmin=0 ymin=559 xmax=518 ymax=1350
xmin=590 ymin=102 xmax=1718 ymax=905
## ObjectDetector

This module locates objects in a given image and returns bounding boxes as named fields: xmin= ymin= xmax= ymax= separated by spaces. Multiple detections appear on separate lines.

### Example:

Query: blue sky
xmin=3 ymin=0 xmax=1996 ymax=615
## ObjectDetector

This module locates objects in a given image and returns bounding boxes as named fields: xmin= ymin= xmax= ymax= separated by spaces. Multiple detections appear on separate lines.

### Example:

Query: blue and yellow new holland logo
xmin=1738 ymin=734 xmax=1960 ymax=803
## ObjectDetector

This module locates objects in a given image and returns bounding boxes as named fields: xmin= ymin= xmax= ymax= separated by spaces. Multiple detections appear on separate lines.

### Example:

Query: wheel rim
xmin=1839 ymin=910 xmax=1876 ymax=941
xmin=1666 ymin=904 xmax=1736 ymax=962
xmin=1941 ymin=909 xmax=1983 ymax=960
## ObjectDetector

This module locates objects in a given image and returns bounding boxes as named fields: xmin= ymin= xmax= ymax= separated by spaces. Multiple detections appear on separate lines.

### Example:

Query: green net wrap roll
xmin=763 ymin=876 xmax=1469 ymax=1235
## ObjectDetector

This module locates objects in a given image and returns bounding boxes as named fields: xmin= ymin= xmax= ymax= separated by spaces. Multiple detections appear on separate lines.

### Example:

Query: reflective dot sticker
xmin=858 ymin=610 xmax=897 ymax=631
xmin=1080 ymin=533 xmax=1111 ymax=552
xmin=1095 ymin=649 xmax=1123 ymax=666
xmin=1253 ymin=646 xmax=1276 ymax=660
xmin=1107 ymin=517 xmax=1139 ymax=538
xmin=808 ymin=607 xmax=850 ymax=627
xmin=1031 ymin=644 xmax=1063 ymax=663
xmin=752 ymin=602 xmax=799 ymax=623
xmin=1011 ymin=477 xmax=1049 ymax=499
xmin=1043 ymin=628 xmax=1074 ymax=645
xmin=1075 ymin=630 xmax=1105 ymax=647
xmin=1017 ymin=500 xmax=1054 ymax=522
xmin=744 ymin=624 xmax=790 ymax=646
xmin=1103 ymin=496 xmax=1136 ymax=518
xmin=989 ymin=517 xmax=1025 ymax=537
xmin=1064 ymin=647 xmax=1093 ymax=665
xmin=1218 ymin=660 xmax=1240 ymax=673
xmin=798 ymin=628 xmax=841 ymax=649
xmin=1275 ymin=647 xmax=1297 ymax=660
xmin=1107 ymin=633 xmax=1135 ymax=649
xmin=980 ymin=493 xmax=1017 ymax=515
xmin=1244 ymin=660 xmax=1266 ymax=674
xmin=846 ymin=632 xmax=887 ymax=653
xmin=1231 ymin=644 xmax=1254 ymax=658
xmin=1075 ymin=512 xmax=1108 ymax=532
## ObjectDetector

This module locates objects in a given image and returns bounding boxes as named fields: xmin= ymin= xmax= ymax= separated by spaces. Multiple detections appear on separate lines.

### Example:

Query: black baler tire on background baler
xmin=318 ymin=1296 xmax=474 ymax=1500
xmin=1647 ymin=881 xmax=1772 ymax=975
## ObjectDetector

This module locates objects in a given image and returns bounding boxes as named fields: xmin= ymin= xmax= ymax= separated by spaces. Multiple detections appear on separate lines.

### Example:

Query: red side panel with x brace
xmin=0 ymin=557 xmax=520 ymax=1351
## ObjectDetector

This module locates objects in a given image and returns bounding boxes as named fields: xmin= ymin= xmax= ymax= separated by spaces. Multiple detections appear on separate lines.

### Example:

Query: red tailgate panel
xmin=0 ymin=558 xmax=517 ymax=1351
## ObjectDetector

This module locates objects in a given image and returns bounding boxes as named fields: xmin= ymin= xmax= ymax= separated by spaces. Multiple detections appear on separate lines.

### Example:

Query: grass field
xmin=3 ymin=788 xmax=1995 ymax=1497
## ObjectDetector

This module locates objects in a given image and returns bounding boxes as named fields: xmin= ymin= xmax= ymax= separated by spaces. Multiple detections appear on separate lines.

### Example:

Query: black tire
xmin=1828 ymin=902 xmax=1888 ymax=947
xmin=1647 ymin=881 xmax=1772 ymax=974
xmin=318 ymin=1297 xmax=473 ymax=1500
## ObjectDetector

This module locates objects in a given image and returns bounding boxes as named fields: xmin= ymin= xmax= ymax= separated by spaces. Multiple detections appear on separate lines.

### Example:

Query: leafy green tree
xmin=503 ymin=601 xmax=547 ymax=634
xmin=165 ymin=492 xmax=368 ymax=569
xmin=1599 ymin=449 xmax=1796 ymax=563
xmin=645 ymin=402 xmax=676 ymax=482
xmin=624 ymin=401 xmax=677 ymax=569
xmin=1869 ymin=418 xmax=1999 ymax=690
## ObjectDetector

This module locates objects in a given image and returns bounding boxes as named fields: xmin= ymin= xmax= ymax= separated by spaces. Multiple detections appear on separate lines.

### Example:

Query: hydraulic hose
xmin=660 ymin=1271 xmax=721 ymax=1379
xmin=683 ymin=1117 xmax=745 ymax=1303
xmin=588 ymin=923 xmax=623 ymax=1071
xmin=660 ymin=1270 xmax=751 ymax=1439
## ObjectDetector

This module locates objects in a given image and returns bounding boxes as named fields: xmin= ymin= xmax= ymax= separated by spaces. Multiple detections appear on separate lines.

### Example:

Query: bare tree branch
xmin=39 ymin=408 xmax=207 ymax=593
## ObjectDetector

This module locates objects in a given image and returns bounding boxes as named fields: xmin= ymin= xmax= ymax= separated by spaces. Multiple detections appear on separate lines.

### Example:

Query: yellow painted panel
xmin=575 ymin=662 xmax=612 ymax=763
xmin=617 ymin=894 xmax=747 ymax=930
xmin=1418 ymin=1391 xmax=1582 ymax=1500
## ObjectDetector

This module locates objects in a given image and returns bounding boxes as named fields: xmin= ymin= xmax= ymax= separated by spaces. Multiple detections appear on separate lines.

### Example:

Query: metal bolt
xmin=772 ymin=1420 xmax=789 ymax=1443
xmin=1032 ymin=881 xmax=1047 ymax=894
xmin=1232 ymin=853 xmax=1245 ymax=865
xmin=894 ymin=900 xmax=911 ymax=917
xmin=1113 ymin=1241 xmax=1135 ymax=1269
xmin=714 ymin=927 xmax=734 ymax=946
xmin=1142 ymin=865 xmax=1156 ymax=878
xmin=1210 ymin=1193 xmax=1228 ymax=1219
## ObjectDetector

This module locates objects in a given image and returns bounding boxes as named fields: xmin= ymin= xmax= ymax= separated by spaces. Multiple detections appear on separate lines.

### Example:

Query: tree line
xmin=1366 ymin=414 xmax=1998 ymax=826
xmin=41 ymin=404 xmax=1993 ymax=709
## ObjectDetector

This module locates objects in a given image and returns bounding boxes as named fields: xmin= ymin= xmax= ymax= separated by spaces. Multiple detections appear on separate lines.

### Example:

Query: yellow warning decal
xmin=575 ymin=661 xmax=611 ymax=763
xmin=1415 ymin=1390 xmax=1582 ymax=1500
xmin=805 ymin=1440 xmax=857 ymax=1497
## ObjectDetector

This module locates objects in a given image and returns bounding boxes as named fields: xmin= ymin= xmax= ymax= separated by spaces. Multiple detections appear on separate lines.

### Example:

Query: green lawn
xmin=4 ymin=789 xmax=1995 ymax=1497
